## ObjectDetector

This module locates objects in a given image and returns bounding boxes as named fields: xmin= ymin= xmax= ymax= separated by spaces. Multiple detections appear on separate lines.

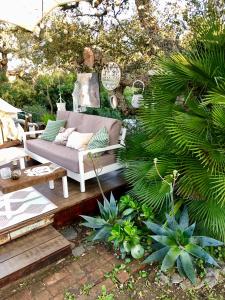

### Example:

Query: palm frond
xmin=120 ymin=20 xmax=225 ymax=241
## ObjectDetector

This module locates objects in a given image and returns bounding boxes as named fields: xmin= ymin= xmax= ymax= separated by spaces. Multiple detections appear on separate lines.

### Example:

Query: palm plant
xmin=143 ymin=207 xmax=223 ymax=284
xmin=120 ymin=19 xmax=225 ymax=241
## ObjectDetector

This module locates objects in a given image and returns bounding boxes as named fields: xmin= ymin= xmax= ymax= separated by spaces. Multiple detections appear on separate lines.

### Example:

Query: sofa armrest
xmin=23 ymin=130 xmax=44 ymax=151
xmin=80 ymin=144 xmax=124 ymax=156
xmin=77 ymin=144 xmax=124 ymax=179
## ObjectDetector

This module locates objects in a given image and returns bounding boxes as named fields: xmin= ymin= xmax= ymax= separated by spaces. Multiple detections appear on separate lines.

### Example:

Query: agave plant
xmin=120 ymin=18 xmax=225 ymax=241
xmin=143 ymin=207 xmax=224 ymax=284
xmin=81 ymin=193 xmax=150 ymax=259
xmin=81 ymin=193 xmax=120 ymax=241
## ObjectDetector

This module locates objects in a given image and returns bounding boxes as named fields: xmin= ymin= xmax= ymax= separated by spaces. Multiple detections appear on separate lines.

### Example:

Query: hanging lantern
xmin=131 ymin=80 xmax=145 ymax=108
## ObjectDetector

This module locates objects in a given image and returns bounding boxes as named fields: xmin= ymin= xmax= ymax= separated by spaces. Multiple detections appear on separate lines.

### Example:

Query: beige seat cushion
xmin=26 ymin=139 xmax=116 ymax=173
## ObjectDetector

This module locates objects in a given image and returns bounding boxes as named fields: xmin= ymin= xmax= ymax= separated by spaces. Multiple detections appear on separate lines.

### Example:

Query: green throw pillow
xmin=41 ymin=120 xmax=66 ymax=142
xmin=88 ymin=127 xmax=109 ymax=150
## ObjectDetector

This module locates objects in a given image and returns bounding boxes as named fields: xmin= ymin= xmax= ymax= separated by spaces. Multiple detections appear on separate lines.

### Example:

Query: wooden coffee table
xmin=0 ymin=163 xmax=68 ymax=198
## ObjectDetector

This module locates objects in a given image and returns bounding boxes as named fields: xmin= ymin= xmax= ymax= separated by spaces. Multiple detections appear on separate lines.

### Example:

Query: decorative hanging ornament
xmin=101 ymin=62 xmax=121 ymax=91
xmin=109 ymin=94 xmax=118 ymax=109
xmin=56 ymin=93 xmax=66 ymax=111
xmin=131 ymin=80 xmax=145 ymax=108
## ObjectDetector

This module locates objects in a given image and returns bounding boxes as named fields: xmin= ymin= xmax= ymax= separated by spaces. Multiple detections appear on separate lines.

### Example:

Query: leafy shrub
xmin=120 ymin=20 xmax=225 ymax=241
xmin=86 ymin=107 xmax=123 ymax=120
xmin=143 ymin=207 xmax=223 ymax=284
xmin=23 ymin=104 xmax=49 ymax=122
xmin=81 ymin=189 xmax=223 ymax=283
xmin=0 ymin=79 xmax=35 ymax=108
xmin=109 ymin=220 xmax=144 ymax=259
xmin=34 ymin=72 xmax=76 ymax=112
xmin=41 ymin=113 xmax=56 ymax=125
xmin=81 ymin=193 xmax=153 ymax=259
xmin=0 ymin=72 xmax=76 ymax=113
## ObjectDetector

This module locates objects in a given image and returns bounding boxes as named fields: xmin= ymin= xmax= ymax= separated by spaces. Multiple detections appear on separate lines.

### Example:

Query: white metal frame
xmin=23 ymin=128 xmax=126 ymax=192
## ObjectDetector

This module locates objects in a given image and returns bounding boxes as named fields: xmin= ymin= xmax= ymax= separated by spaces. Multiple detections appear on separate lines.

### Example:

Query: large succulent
xmin=81 ymin=193 xmax=147 ymax=259
xmin=143 ymin=207 xmax=224 ymax=284
xmin=81 ymin=193 xmax=120 ymax=241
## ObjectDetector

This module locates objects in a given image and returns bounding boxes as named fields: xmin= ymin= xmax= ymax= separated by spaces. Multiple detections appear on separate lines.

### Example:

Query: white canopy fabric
xmin=0 ymin=99 xmax=23 ymax=144
xmin=0 ymin=98 xmax=21 ymax=115
xmin=0 ymin=0 xmax=76 ymax=31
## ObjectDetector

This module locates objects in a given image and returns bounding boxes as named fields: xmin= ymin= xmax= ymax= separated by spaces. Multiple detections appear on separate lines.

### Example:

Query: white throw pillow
xmin=54 ymin=127 xmax=75 ymax=145
xmin=66 ymin=131 xmax=93 ymax=150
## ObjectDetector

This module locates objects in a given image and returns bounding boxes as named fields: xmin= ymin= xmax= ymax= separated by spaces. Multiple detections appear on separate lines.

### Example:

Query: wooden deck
xmin=0 ymin=167 xmax=127 ymax=287
xmin=0 ymin=226 xmax=71 ymax=288
xmin=35 ymin=169 xmax=127 ymax=227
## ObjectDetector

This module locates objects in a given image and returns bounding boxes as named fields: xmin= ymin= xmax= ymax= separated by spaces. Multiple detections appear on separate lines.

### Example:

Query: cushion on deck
xmin=26 ymin=139 xmax=116 ymax=173
xmin=57 ymin=111 xmax=122 ymax=146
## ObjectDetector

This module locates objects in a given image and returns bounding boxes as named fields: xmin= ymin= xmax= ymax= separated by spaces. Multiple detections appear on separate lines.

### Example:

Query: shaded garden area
xmin=1 ymin=0 xmax=225 ymax=299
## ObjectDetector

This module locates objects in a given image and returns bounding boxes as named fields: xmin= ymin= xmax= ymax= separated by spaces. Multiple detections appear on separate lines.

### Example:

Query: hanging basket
xmin=56 ymin=94 xmax=66 ymax=111
xmin=131 ymin=80 xmax=145 ymax=108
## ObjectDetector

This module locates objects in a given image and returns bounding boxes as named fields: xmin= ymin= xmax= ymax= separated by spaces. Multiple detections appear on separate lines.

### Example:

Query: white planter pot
xmin=56 ymin=102 xmax=66 ymax=111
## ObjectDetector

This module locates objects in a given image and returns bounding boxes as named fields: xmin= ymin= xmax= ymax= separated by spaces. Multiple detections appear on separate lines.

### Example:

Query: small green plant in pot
xmin=143 ymin=206 xmax=224 ymax=284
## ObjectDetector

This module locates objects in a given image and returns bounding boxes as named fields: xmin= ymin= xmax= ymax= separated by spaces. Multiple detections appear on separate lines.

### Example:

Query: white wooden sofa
xmin=23 ymin=111 xmax=126 ymax=192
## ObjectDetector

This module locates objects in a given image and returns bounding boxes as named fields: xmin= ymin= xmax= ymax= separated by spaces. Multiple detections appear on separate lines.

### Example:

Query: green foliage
xmin=34 ymin=72 xmax=76 ymax=111
xmin=0 ymin=72 xmax=75 ymax=115
xmin=86 ymin=106 xmax=123 ymax=120
xmin=41 ymin=113 xmax=56 ymax=125
xmin=109 ymin=220 xmax=144 ymax=259
xmin=96 ymin=285 xmax=114 ymax=300
xmin=121 ymin=19 xmax=225 ymax=241
xmin=64 ymin=291 xmax=76 ymax=300
xmin=80 ymin=283 xmax=93 ymax=296
xmin=206 ymin=245 xmax=225 ymax=262
xmin=81 ymin=193 xmax=120 ymax=242
xmin=22 ymin=104 xmax=49 ymax=122
xmin=0 ymin=79 xmax=35 ymax=108
xmin=119 ymin=195 xmax=154 ymax=221
xmin=143 ymin=207 xmax=224 ymax=284
xmin=81 ymin=193 xmax=153 ymax=259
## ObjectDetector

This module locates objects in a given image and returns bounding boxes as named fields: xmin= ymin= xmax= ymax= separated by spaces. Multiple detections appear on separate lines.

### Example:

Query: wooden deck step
xmin=0 ymin=226 xmax=71 ymax=287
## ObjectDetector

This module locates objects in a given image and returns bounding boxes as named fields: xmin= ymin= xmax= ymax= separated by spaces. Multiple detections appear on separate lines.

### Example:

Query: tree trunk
xmin=0 ymin=43 xmax=8 ymax=80
xmin=114 ymin=86 xmax=136 ymax=117
xmin=46 ymin=85 xmax=54 ymax=114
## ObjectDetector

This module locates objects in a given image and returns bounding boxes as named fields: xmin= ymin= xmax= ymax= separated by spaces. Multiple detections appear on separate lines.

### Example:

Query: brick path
xmin=1 ymin=244 xmax=144 ymax=300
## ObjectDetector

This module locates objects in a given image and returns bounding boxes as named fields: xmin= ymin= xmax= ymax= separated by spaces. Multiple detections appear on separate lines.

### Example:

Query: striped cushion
xmin=88 ymin=127 xmax=109 ymax=150
xmin=41 ymin=120 xmax=66 ymax=142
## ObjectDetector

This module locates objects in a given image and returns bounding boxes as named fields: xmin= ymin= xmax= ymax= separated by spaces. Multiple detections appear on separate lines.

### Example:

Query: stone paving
xmin=0 ymin=241 xmax=144 ymax=300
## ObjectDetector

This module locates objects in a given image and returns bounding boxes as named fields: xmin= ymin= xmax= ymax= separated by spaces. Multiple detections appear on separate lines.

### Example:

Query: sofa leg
xmin=80 ymin=180 xmax=85 ymax=192
xmin=62 ymin=176 xmax=69 ymax=198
